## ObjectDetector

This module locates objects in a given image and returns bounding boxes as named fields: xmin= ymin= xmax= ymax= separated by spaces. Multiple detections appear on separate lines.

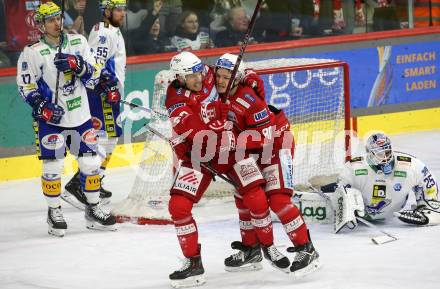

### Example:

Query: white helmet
xmin=215 ymin=53 xmax=245 ymax=80
xmin=170 ymin=51 xmax=204 ymax=77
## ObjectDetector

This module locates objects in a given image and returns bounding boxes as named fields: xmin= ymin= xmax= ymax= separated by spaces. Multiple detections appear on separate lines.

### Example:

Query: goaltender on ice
xmin=318 ymin=133 xmax=440 ymax=233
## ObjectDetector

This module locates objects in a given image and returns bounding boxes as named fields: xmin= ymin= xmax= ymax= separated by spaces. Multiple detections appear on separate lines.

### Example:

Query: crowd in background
xmin=0 ymin=0 xmax=439 ymax=68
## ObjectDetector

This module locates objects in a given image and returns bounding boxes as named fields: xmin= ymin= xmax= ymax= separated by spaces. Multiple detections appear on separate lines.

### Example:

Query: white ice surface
xmin=1 ymin=130 xmax=440 ymax=289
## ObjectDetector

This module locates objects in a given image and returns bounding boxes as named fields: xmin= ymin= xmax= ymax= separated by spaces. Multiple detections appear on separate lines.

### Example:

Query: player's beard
xmin=109 ymin=15 xmax=124 ymax=28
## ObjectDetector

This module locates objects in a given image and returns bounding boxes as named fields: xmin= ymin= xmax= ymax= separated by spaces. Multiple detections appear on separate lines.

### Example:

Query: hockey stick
xmin=54 ymin=0 xmax=66 ymax=104
xmin=308 ymin=184 xmax=398 ymax=245
xmin=121 ymin=99 xmax=168 ymax=118
xmin=222 ymin=0 xmax=264 ymax=102
xmin=144 ymin=124 xmax=237 ymax=187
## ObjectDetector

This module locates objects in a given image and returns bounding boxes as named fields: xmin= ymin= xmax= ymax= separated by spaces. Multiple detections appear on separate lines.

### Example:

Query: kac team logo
xmin=41 ymin=134 xmax=65 ymax=150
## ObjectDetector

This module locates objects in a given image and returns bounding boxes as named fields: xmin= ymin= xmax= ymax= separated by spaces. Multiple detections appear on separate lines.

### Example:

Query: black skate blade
xmin=170 ymin=275 xmax=206 ymax=288
xmin=61 ymin=191 xmax=86 ymax=211
xmin=290 ymin=258 xmax=321 ymax=279
xmin=225 ymin=262 xmax=263 ymax=272
xmin=86 ymin=221 xmax=117 ymax=231
xmin=48 ymin=227 xmax=65 ymax=237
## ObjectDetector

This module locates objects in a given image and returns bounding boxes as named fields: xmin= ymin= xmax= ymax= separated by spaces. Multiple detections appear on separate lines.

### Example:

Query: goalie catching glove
xmin=394 ymin=200 xmax=440 ymax=226
xmin=333 ymin=186 xmax=365 ymax=233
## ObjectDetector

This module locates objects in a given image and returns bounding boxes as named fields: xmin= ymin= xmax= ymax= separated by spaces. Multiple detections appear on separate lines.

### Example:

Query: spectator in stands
xmin=125 ymin=0 xmax=149 ymax=31
xmin=65 ymin=0 xmax=87 ymax=36
xmin=214 ymin=6 xmax=260 ymax=47
xmin=171 ymin=11 xmax=212 ymax=51
xmin=159 ymin=0 xmax=183 ymax=36
xmin=182 ymin=0 xmax=215 ymax=29
xmin=209 ymin=0 xmax=242 ymax=40
xmin=372 ymin=0 xmax=400 ymax=31
xmin=130 ymin=0 xmax=175 ymax=54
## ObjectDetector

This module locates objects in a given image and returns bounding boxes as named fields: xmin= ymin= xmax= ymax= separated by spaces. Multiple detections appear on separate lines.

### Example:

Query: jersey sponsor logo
xmin=283 ymin=216 xmax=304 ymax=233
xmin=184 ymin=90 xmax=191 ymax=97
xmin=42 ymin=178 xmax=61 ymax=196
xmin=236 ymin=98 xmax=250 ymax=109
xmin=167 ymin=102 xmax=185 ymax=115
xmin=176 ymin=88 xmax=183 ymax=95
xmin=41 ymin=134 xmax=65 ymax=150
xmin=175 ymin=223 xmax=197 ymax=236
xmin=251 ymin=214 xmax=272 ymax=228
xmin=355 ymin=169 xmax=368 ymax=176
xmin=66 ymin=96 xmax=81 ymax=111
xmin=394 ymin=183 xmax=402 ymax=191
xmin=21 ymin=61 xmax=28 ymax=71
xmin=263 ymin=164 xmax=281 ymax=191
xmin=70 ymin=38 xmax=82 ymax=46
xmin=365 ymin=199 xmax=391 ymax=216
xmin=99 ymin=36 xmax=107 ymax=44
xmin=174 ymin=167 xmax=203 ymax=196
xmin=372 ymin=184 xmax=386 ymax=200
xmin=40 ymin=49 xmax=50 ymax=56
xmin=397 ymin=156 xmax=412 ymax=163
xmin=244 ymin=93 xmax=256 ymax=103
xmin=350 ymin=157 xmax=363 ymax=162
xmin=394 ymin=170 xmax=407 ymax=178
xmin=234 ymin=158 xmax=263 ymax=187
xmin=81 ymin=128 xmax=97 ymax=145
xmin=84 ymin=174 xmax=100 ymax=192
xmin=253 ymin=108 xmax=269 ymax=122
xmin=91 ymin=117 xmax=103 ymax=130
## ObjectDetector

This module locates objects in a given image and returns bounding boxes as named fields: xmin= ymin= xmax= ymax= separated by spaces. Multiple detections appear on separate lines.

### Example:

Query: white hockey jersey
xmin=17 ymin=34 xmax=101 ymax=128
xmin=339 ymin=152 xmax=438 ymax=220
xmin=88 ymin=22 xmax=126 ymax=89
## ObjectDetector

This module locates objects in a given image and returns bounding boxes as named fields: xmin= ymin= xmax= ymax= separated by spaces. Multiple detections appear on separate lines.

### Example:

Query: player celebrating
xmin=16 ymin=2 xmax=116 ymax=237
xmin=63 ymin=0 xmax=127 ymax=208
xmin=214 ymin=53 xmax=320 ymax=277
xmin=165 ymin=51 xmax=289 ymax=288
xmin=331 ymin=133 xmax=439 ymax=232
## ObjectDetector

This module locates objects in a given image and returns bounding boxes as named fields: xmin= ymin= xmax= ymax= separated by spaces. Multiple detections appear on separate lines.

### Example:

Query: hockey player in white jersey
xmin=63 ymin=0 xmax=127 ymax=208
xmin=330 ymin=133 xmax=439 ymax=232
xmin=16 ymin=2 xmax=116 ymax=237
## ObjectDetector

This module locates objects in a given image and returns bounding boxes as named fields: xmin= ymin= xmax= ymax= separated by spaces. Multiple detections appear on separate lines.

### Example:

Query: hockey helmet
xmin=170 ymin=51 xmax=204 ymax=77
xmin=35 ymin=2 xmax=62 ymax=23
xmin=99 ymin=0 xmax=127 ymax=12
xmin=215 ymin=53 xmax=245 ymax=81
xmin=366 ymin=133 xmax=394 ymax=174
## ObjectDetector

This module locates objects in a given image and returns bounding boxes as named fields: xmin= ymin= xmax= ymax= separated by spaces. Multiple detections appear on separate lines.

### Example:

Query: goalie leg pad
xmin=269 ymin=193 xmax=309 ymax=246
xmin=332 ymin=187 xmax=365 ymax=233
xmin=169 ymin=195 xmax=200 ymax=257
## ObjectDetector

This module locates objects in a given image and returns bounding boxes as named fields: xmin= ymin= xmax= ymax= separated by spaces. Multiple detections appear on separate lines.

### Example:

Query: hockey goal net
xmin=112 ymin=58 xmax=351 ymax=225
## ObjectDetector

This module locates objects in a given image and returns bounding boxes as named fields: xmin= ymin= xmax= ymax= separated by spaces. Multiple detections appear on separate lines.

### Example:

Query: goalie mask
xmin=366 ymin=133 xmax=394 ymax=175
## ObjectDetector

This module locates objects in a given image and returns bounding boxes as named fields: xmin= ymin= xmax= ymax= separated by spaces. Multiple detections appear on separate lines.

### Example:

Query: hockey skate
xmin=47 ymin=206 xmax=67 ymax=237
xmin=224 ymin=241 xmax=263 ymax=272
xmin=170 ymin=246 xmax=205 ymax=288
xmin=85 ymin=203 xmax=117 ymax=231
xmin=262 ymin=244 xmax=291 ymax=273
xmin=287 ymin=241 xmax=321 ymax=279
xmin=61 ymin=171 xmax=87 ymax=210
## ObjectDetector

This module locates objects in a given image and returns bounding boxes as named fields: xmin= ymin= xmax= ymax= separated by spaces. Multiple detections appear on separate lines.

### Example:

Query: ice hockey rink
xmin=1 ymin=130 xmax=439 ymax=289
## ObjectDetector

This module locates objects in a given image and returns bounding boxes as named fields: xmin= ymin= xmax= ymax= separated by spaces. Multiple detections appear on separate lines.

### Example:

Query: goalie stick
xmin=308 ymin=184 xmax=398 ymax=245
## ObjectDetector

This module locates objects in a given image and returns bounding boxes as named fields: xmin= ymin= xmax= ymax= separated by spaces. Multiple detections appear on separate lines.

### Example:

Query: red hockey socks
xmin=168 ymin=194 xmax=199 ymax=257
xmin=242 ymin=186 xmax=274 ymax=246
xmin=268 ymin=193 xmax=310 ymax=246
xmin=234 ymin=196 xmax=258 ymax=246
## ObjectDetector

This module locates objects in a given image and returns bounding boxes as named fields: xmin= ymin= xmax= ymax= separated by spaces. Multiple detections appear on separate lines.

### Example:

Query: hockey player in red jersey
xmin=165 ymin=51 xmax=289 ymax=288
xmin=214 ymin=53 xmax=321 ymax=278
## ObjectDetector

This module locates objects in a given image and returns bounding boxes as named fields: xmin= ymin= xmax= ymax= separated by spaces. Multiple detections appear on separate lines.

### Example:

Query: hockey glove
xmin=32 ymin=98 xmax=65 ymax=124
xmin=394 ymin=200 xmax=440 ymax=226
xmin=242 ymin=69 xmax=265 ymax=99
xmin=54 ymin=53 xmax=89 ymax=77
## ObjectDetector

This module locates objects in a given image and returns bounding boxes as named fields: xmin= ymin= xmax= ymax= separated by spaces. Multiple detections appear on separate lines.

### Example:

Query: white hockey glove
xmin=333 ymin=186 xmax=365 ymax=233
xmin=394 ymin=200 xmax=440 ymax=226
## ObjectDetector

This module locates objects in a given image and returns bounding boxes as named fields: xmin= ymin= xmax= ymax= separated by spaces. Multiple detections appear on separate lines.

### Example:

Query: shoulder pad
xmin=397 ymin=155 xmax=412 ymax=163
xmin=350 ymin=157 xmax=363 ymax=163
